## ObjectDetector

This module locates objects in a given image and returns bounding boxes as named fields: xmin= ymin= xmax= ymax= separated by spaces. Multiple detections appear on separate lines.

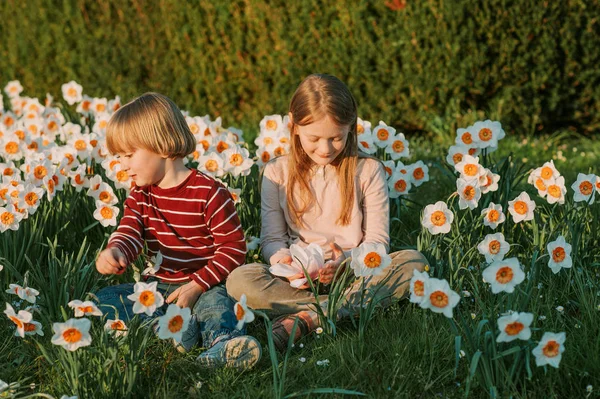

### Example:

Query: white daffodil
xmin=5 ymin=80 xmax=23 ymax=98
xmin=350 ymin=242 xmax=392 ymax=277
xmin=595 ymin=175 xmax=600 ymax=195
xmin=88 ymin=182 xmax=118 ymax=205
xmin=372 ymin=121 xmax=396 ymax=148
xmin=508 ymin=192 xmax=536 ymax=223
xmin=455 ymin=154 xmax=485 ymax=180
xmin=93 ymin=201 xmax=119 ymax=227
xmin=419 ymin=278 xmax=460 ymax=318
xmin=544 ymin=176 xmax=567 ymax=205
xmin=422 ymin=201 xmax=454 ymax=235
xmin=471 ymin=120 xmax=505 ymax=149
xmin=479 ymin=168 xmax=500 ymax=194
xmin=496 ymin=312 xmax=533 ymax=342
xmin=156 ymin=304 xmax=191 ymax=343
xmin=222 ymin=146 xmax=253 ymax=177
xmin=142 ymin=251 xmax=163 ymax=276
xmin=357 ymin=117 xmax=372 ymax=136
xmin=406 ymin=161 xmax=429 ymax=187
xmin=67 ymin=300 xmax=103 ymax=317
xmin=571 ymin=173 xmax=596 ymax=204
xmin=51 ymin=318 xmax=92 ymax=351
xmin=477 ymin=233 xmax=510 ymax=263
xmin=532 ymin=332 xmax=566 ymax=368
xmin=409 ymin=270 xmax=429 ymax=304
xmin=6 ymin=283 xmax=24 ymax=297
xmin=384 ymin=133 xmax=410 ymax=160
xmin=269 ymin=243 xmax=325 ymax=288
xmin=456 ymin=178 xmax=481 ymax=210
xmin=357 ymin=131 xmax=377 ymax=155
xmin=18 ymin=287 xmax=40 ymax=304
xmin=388 ymin=171 xmax=412 ymax=198
xmin=104 ymin=318 xmax=128 ymax=337
xmin=126 ymin=281 xmax=165 ymax=316
xmin=455 ymin=126 xmax=476 ymax=147
xmin=482 ymin=257 xmax=525 ymax=294
xmin=4 ymin=303 xmax=33 ymax=338
xmin=546 ymin=236 xmax=573 ymax=274
xmin=197 ymin=152 xmax=225 ymax=177
xmin=234 ymin=294 xmax=255 ymax=330
xmin=228 ymin=187 xmax=242 ymax=204
xmin=259 ymin=114 xmax=284 ymax=134
xmin=446 ymin=144 xmax=471 ymax=167
xmin=481 ymin=203 xmax=505 ymax=229
xmin=61 ymin=81 xmax=83 ymax=105
xmin=538 ymin=160 xmax=560 ymax=181
xmin=0 ymin=206 xmax=24 ymax=232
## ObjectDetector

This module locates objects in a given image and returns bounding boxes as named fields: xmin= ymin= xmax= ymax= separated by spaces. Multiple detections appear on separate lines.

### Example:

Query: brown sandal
xmin=271 ymin=311 xmax=315 ymax=352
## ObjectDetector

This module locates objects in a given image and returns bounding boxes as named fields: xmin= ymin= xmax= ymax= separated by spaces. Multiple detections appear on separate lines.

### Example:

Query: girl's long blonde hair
xmin=286 ymin=74 xmax=359 ymax=227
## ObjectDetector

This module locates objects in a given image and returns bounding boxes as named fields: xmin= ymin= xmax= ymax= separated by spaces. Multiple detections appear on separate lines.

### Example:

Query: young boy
xmin=95 ymin=92 xmax=260 ymax=369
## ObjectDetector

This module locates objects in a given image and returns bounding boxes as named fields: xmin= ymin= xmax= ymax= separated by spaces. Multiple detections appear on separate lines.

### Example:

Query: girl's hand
xmin=318 ymin=243 xmax=346 ymax=285
xmin=96 ymin=247 xmax=128 ymax=275
xmin=166 ymin=281 xmax=205 ymax=309
xmin=279 ymin=255 xmax=312 ymax=289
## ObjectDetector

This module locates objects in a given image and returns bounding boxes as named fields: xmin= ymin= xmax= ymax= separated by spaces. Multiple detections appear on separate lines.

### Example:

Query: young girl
xmin=226 ymin=74 xmax=428 ymax=349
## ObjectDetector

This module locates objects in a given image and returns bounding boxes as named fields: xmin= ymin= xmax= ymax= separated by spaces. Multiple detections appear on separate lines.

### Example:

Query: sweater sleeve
xmin=107 ymin=193 xmax=145 ymax=265
xmin=190 ymin=184 xmax=246 ymax=290
xmin=260 ymin=162 xmax=292 ymax=265
xmin=360 ymin=160 xmax=390 ymax=251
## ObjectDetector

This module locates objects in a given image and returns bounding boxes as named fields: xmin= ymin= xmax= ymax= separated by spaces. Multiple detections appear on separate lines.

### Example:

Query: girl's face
xmin=295 ymin=114 xmax=350 ymax=166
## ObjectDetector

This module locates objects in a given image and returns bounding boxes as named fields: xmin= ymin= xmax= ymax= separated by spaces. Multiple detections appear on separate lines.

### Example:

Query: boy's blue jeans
xmin=95 ymin=280 xmax=243 ymax=349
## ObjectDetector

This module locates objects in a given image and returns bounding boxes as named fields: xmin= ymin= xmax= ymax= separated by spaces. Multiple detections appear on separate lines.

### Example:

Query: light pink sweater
xmin=260 ymin=155 xmax=390 ymax=265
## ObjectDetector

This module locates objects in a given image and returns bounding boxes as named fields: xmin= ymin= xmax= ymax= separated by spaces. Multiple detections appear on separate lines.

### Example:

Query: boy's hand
xmin=319 ymin=243 xmax=346 ymax=285
xmin=166 ymin=281 xmax=205 ymax=309
xmin=96 ymin=247 xmax=128 ymax=275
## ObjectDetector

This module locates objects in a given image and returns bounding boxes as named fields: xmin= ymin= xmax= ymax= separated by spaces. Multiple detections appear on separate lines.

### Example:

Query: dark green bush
xmin=0 ymin=0 xmax=598 ymax=138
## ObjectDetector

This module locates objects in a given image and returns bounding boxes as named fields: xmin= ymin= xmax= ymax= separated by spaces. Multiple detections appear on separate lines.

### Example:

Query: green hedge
xmin=1 ymin=0 xmax=598 ymax=138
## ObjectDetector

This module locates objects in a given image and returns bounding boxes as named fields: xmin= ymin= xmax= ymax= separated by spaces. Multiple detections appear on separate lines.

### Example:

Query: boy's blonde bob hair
xmin=106 ymin=92 xmax=196 ymax=158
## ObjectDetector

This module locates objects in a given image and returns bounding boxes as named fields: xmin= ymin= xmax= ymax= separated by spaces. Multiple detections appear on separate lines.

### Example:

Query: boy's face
xmin=119 ymin=148 xmax=167 ymax=187
xmin=295 ymin=114 xmax=349 ymax=166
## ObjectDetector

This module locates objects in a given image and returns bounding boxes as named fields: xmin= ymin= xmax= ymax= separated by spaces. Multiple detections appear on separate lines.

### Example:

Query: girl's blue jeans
xmin=95 ymin=280 xmax=243 ymax=350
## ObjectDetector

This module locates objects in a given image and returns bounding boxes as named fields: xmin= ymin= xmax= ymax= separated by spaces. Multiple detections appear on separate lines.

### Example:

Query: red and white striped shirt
xmin=107 ymin=170 xmax=246 ymax=291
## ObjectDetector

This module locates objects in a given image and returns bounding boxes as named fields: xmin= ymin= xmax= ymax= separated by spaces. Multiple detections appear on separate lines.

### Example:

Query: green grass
xmin=1 ymin=132 xmax=600 ymax=399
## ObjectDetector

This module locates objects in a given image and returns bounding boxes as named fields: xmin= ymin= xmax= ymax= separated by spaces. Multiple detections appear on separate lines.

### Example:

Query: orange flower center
xmin=261 ymin=152 xmax=271 ymax=163
xmin=96 ymin=104 xmax=106 ymax=112
xmin=74 ymin=139 xmax=87 ymax=151
xmin=111 ymin=320 xmax=126 ymax=330
xmin=79 ymin=306 xmax=94 ymax=314
xmin=542 ymin=340 xmax=560 ymax=357
xmin=230 ymin=154 xmax=244 ymax=166
xmin=28 ymin=142 xmax=39 ymax=151
xmin=384 ymin=166 xmax=392 ymax=176
xmin=461 ymin=132 xmax=473 ymax=144
xmin=513 ymin=201 xmax=528 ymax=215
xmin=547 ymin=185 xmax=561 ymax=198
xmin=63 ymin=328 xmax=82 ymax=343
xmin=540 ymin=166 xmax=553 ymax=179
xmin=216 ymin=141 xmax=228 ymax=153
xmin=109 ymin=160 xmax=119 ymax=170
xmin=413 ymin=280 xmax=424 ymax=296
xmin=377 ymin=129 xmax=389 ymax=141
xmin=235 ymin=303 xmax=245 ymax=321
xmin=463 ymin=185 xmax=476 ymax=200
xmin=463 ymin=164 xmax=478 ymax=177
xmin=3 ymin=168 xmax=13 ymax=176
xmin=505 ymin=321 xmax=524 ymax=336
xmin=15 ymin=130 xmax=25 ymax=140
xmin=200 ymin=140 xmax=210 ymax=151
xmin=98 ymin=191 xmax=111 ymax=203
xmin=168 ymin=315 xmax=184 ymax=333
xmin=274 ymin=147 xmax=286 ymax=157
xmin=488 ymin=240 xmax=501 ymax=254
xmin=24 ymin=322 xmax=37 ymax=332
xmin=495 ymin=266 xmax=514 ymax=284
xmin=452 ymin=153 xmax=463 ymax=165
xmin=431 ymin=211 xmax=447 ymax=226
xmin=478 ymin=128 xmax=492 ymax=141
xmin=4 ymin=116 xmax=14 ymax=127
xmin=65 ymin=153 xmax=75 ymax=165
xmin=392 ymin=141 xmax=405 ymax=153
xmin=25 ymin=192 xmax=38 ymax=206
xmin=487 ymin=209 xmax=499 ymax=222
xmin=139 ymin=291 xmax=155 ymax=306
xmin=579 ymin=181 xmax=593 ymax=196
xmin=100 ymin=207 xmax=113 ymax=219
xmin=9 ymin=316 xmax=23 ymax=329
xmin=535 ymin=178 xmax=546 ymax=191
xmin=363 ymin=252 xmax=382 ymax=268
xmin=394 ymin=179 xmax=407 ymax=193
xmin=47 ymin=178 xmax=55 ymax=194
xmin=0 ymin=188 xmax=7 ymax=200
xmin=357 ymin=124 xmax=364 ymax=134
xmin=67 ymin=87 xmax=77 ymax=97
xmin=75 ymin=174 xmax=85 ymax=185
xmin=34 ymin=165 xmax=48 ymax=179
xmin=413 ymin=168 xmax=424 ymax=180
xmin=552 ymin=247 xmax=566 ymax=263
xmin=205 ymin=160 xmax=219 ymax=172
xmin=116 ymin=170 xmax=129 ymax=182
xmin=5 ymin=142 xmax=18 ymax=154
xmin=266 ymin=120 xmax=278 ymax=130
xmin=429 ymin=291 xmax=449 ymax=308
xmin=263 ymin=137 xmax=273 ymax=146
xmin=190 ymin=124 xmax=199 ymax=134
xmin=1 ymin=211 xmax=15 ymax=225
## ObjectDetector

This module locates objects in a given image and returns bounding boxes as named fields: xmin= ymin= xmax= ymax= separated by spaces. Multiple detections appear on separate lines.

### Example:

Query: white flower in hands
xmin=477 ymin=233 xmax=510 ymax=263
xmin=269 ymin=243 xmax=325 ymax=288
xmin=350 ymin=243 xmax=392 ymax=277
xmin=409 ymin=270 xmax=429 ymax=304
xmin=508 ymin=192 xmax=536 ymax=223
xmin=546 ymin=236 xmax=572 ymax=274
xmin=481 ymin=203 xmax=505 ymax=229
xmin=482 ymin=258 xmax=525 ymax=294
xmin=143 ymin=251 xmax=163 ymax=276
xmin=51 ymin=318 xmax=92 ymax=351
xmin=422 ymin=201 xmax=454 ymax=235
xmin=156 ymin=304 xmax=191 ymax=343
xmin=104 ymin=319 xmax=128 ymax=337
xmin=419 ymin=278 xmax=460 ymax=318
xmin=126 ymin=281 xmax=164 ymax=316
xmin=234 ymin=294 xmax=255 ymax=330
xmin=571 ymin=173 xmax=596 ymax=204
xmin=67 ymin=300 xmax=103 ymax=317
xmin=532 ymin=332 xmax=566 ymax=368
xmin=496 ymin=312 xmax=533 ymax=342
xmin=4 ymin=303 xmax=33 ymax=338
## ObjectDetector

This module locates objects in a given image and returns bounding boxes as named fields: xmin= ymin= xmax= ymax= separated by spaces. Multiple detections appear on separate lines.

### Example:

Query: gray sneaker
xmin=196 ymin=335 xmax=261 ymax=370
